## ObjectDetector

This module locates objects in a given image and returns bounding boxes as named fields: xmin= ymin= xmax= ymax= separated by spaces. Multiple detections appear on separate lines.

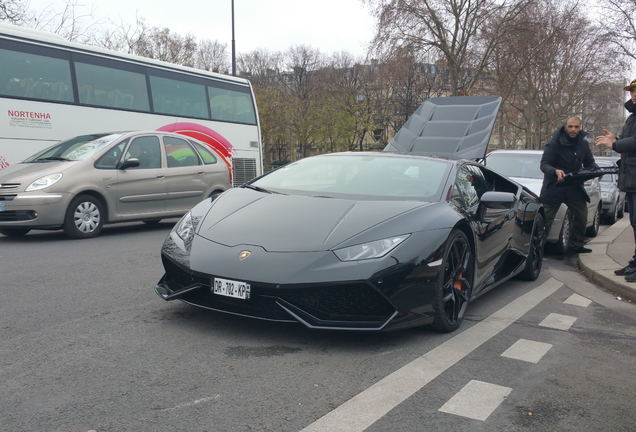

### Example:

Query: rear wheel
xmin=517 ymin=214 xmax=545 ymax=281
xmin=63 ymin=194 xmax=104 ymax=239
xmin=432 ymin=229 xmax=474 ymax=333
xmin=0 ymin=228 xmax=30 ymax=238
xmin=551 ymin=210 xmax=571 ymax=254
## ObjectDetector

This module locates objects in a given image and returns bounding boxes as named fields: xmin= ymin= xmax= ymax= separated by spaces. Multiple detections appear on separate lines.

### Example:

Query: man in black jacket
xmin=540 ymin=117 xmax=597 ymax=254
xmin=596 ymin=79 xmax=636 ymax=280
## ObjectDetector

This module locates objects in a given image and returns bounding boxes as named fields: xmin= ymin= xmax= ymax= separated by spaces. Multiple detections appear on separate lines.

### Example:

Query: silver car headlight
xmin=333 ymin=235 xmax=410 ymax=261
xmin=174 ymin=212 xmax=195 ymax=243
xmin=25 ymin=173 xmax=62 ymax=191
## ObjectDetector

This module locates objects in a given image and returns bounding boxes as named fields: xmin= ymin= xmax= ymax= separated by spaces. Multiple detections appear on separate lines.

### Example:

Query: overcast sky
xmin=28 ymin=0 xmax=377 ymax=58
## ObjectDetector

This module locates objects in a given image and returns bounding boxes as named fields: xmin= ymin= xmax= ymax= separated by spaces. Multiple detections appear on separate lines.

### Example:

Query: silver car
xmin=597 ymin=159 xmax=625 ymax=224
xmin=484 ymin=150 xmax=602 ymax=253
xmin=0 ymin=131 xmax=231 ymax=239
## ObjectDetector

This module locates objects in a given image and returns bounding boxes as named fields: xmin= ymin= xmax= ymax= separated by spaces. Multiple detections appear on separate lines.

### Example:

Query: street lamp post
xmin=231 ymin=0 xmax=236 ymax=76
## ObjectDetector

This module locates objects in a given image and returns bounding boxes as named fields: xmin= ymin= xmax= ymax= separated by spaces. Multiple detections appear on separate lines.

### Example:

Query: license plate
xmin=0 ymin=202 xmax=5 ymax=211
xmin=212 ymin=277 xmax=251 ymax=300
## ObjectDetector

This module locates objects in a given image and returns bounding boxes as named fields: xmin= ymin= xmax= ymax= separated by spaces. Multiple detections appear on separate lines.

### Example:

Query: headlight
xmin=333 ymin=235 xmax=410 ymax=261
xmin=174 ymin=212 xmax=195 ymax=243
xmin=601 ymin=192 xmax=610 ymax=199
xmin=25 ymin=173 xmax=62 ymax=191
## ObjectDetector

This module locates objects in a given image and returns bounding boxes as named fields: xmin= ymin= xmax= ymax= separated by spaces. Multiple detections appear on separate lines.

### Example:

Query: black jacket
xmin=539 ymin=127 xmax=597 ymax=205
xmin=615 ymin=100 xmax=636 ymax=192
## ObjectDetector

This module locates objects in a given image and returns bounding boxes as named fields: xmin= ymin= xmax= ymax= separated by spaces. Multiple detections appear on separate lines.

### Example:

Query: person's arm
xmin=595 ymin=129 xmax=636 ymax=153
xmin=540 ymin=143 xmax=565 ymax=182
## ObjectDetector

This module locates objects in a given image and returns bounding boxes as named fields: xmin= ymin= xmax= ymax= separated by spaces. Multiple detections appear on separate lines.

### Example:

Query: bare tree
xmin=598 ymin=0 xmax=636 ymax=62
xmin=491 ymin=0 xmax=621 ymax=149
xmin=367 ymin=0 xmax=531 ymax=95
xmin=0 ymin=0 xmax=29 ymax=24
xmin=31 ymin=0 xmax=101 ymax=43
xmin=133 ymin=27 xmax=198 ymax=66
xmin=197 ymin=39 xmax=229 ymax=73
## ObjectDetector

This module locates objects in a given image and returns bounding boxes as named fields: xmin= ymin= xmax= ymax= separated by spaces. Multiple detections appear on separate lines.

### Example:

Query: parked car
xmin=0 ymin=131 xmax=231 ymax=239
xmin=597 ymin=159 xmax=625 ymax=223
xmin=155 ymin=96 xmax=546 ymax=333
xmin=484 ymin=150 xmax=602 ymax=253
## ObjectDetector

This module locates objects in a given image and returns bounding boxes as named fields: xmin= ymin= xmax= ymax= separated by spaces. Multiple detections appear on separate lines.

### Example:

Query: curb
xmin=578 ymin=218 xmax=636 ymax=302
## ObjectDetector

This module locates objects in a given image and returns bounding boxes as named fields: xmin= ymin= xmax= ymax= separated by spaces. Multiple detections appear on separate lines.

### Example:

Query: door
xmin=163 ymin=135 xmax=209 ymax=212
xmin=114 ymin=135 xmax=167 ymax=216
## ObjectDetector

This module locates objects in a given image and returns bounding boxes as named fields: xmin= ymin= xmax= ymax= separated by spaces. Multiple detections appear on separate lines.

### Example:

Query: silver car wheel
xmin=561 ymin=215 xmax=571 ymax=251
xmin=73 ymin=201 xmax=101 ymax=233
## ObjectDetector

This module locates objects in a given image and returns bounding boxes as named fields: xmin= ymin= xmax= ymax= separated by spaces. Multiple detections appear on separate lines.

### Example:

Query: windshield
xmin=24 ymin=133 xmax=124 ymax=162
xmin=252 ymin=154 xmax=452 ymax=201
xmin=485 ymin=153 xmax=543 ymax=179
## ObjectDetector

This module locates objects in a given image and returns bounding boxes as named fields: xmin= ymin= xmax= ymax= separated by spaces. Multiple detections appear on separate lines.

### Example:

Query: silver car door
xmin=163 ymin=135 xmax=209 ymax=212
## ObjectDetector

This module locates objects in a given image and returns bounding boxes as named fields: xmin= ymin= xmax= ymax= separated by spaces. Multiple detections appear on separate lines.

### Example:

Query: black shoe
xmin=625 ymin=272 xmax=636 ymax=283
xmin=570 ymin=246 xmax=593 ymax=254
xmin=615 ymin=264 xmax=636 ymax=276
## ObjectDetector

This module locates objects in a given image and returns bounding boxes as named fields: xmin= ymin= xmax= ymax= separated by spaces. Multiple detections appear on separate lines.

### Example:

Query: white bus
xmin=0 ymin=23 xmax=263 ymax=185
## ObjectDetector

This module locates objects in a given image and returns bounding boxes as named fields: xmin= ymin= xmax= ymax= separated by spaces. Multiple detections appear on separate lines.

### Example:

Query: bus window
xmin=0 ymin=46 xmax=73 ymax=102
xmin=149 ymin=75 xmax=208 ymax=119
xmin=208 ymin=83 xmax=256 ymax=125
xmin=75 ymin=62 xmax=149 ymax=111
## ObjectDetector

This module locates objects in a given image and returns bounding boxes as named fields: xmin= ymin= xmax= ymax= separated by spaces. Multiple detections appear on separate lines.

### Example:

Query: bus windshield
xmin=25 ymin=134 xmax=124 ymax=162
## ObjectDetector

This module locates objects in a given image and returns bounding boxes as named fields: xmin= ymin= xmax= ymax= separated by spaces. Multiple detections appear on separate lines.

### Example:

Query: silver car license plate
xmin=212 ymin=277 xmax=251 ymax=300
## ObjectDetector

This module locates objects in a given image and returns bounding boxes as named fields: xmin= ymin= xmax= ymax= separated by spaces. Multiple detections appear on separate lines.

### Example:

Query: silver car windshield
xmin=25 ymin=133 xmax=124 ymax=162
xmin=252 ymin=154 xmax=452 ymax=201
xmin=485 ymin=153 xmax=543 ymax=179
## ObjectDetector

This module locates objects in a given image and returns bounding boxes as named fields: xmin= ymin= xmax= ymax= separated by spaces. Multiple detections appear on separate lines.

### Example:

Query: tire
xmin=517 ymin=214 xmax=545 ymax=281
xmin=618 ymin=200 xmax=625 ymax=219
xmin=63 ymin=194 xmax=105 ymax=239
xmin=432 ymin=229 xmax=474 ymax=333
xmin=586 ymin=204 xmax=601 ymax=237
xmin=606 ymin=201 xmax=618 ymax=225
xmin=550 ymin=210 xmax=571 ymax=254
xmin=143 ymin=219 xmax=162 ymax=225
xmin=0 ymin=228 xmax=30 ymax=238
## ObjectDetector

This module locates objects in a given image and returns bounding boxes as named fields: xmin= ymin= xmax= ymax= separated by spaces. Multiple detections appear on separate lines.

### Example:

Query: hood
xmin=510 ymin=177 xmax=542 ymax=195
xmin=384 ymin=95 xmax=502 ymax=160
xmin=0 ymin=161 xmax=78 ymax=185
xmin=197 ymin=188 xmax=433 ymax=252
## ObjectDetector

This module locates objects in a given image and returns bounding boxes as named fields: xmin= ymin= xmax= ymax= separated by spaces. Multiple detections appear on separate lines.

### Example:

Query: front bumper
xmin=155 ymin=232 xmax=442 ymax=331
xmin=0 ymin=191 xmax=70 ymax=228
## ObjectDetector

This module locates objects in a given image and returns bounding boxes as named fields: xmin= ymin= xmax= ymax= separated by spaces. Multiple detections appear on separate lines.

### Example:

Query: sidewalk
xmin=578 ymin=217 xmax=636 ymax=302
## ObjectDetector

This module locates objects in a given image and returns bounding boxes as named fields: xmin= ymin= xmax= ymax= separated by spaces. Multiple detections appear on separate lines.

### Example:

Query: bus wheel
xmin=63 ymin=195 xmax=104 ymax=239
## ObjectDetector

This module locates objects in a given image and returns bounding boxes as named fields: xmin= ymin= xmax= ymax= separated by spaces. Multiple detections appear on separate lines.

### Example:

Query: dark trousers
xmin=626 ymin=192 xmax=636 ymax=262
xmin=543 ymin=192 xmax=588 ymax=249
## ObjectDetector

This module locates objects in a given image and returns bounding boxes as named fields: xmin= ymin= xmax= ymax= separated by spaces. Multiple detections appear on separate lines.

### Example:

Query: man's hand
xmin=555 ymin=169 xmax=565 ymax=183
xmin=595 ymin=129 xmax=616 ymax=149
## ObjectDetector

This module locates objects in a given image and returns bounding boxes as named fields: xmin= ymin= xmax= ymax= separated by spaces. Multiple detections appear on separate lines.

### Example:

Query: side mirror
xmin=480 ymin=191 xmax=516 ymax=209
xmin=119 ymin=158 xmax=140 ymax=170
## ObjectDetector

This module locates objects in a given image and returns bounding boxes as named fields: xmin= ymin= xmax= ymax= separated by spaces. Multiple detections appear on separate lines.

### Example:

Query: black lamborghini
xmin=155 ymin=96 xmax=545 ymax=332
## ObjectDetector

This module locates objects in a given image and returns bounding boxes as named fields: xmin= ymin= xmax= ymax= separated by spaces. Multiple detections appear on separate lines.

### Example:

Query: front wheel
xmin=0 ymin=228 xmax=31 ymax=238
xmin=585 ymin=204 xmax=601 ymax=237
xmin=432 ymin=229 xmax=474 ymax=333
xmin=517 ymin=214 xmax=545 ymax=281
xmin=550 ymin=210 xmax=571 ymax=254
xmin=63 ymin=194 xmax=105 ymax=239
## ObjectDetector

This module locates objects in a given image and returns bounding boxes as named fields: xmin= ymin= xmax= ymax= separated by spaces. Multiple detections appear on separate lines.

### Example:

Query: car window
xmin=124 ymin=136 xmax=162 ymax=169
xmin=164 ymin=136 xmax=201 ymax=168
xmin=485 ymin=153 xmax=543 ymax=179
xmin=451 ymin=165 xmax=480 ymax=209
xmin=190 ymin=140 xmax=218 ymax=164
xmin=95 ymin=140 xmax=128 ymax=169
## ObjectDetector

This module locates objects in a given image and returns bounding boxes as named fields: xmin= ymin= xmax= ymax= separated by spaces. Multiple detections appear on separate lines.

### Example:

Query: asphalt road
xmin=1 ymin=222 xmax=635 ymax=432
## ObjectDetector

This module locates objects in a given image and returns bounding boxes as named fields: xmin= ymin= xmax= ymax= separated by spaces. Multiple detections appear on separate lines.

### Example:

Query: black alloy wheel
xmin=0 ymin=228 xmax=31 ymax=238
xmin=517 ymin=214 xmax=545 ymax=281
xmin=63 ymin=194 xmax=105 ymax=239
xmin=432 ymin=229 xmax=474 ymax=333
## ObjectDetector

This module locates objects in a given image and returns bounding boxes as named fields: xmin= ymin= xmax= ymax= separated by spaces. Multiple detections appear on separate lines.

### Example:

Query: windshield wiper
xmin=242 ymin=184 xmax=272 ymax=194
xmin=38 ymin=156 xmax=71 ymax=161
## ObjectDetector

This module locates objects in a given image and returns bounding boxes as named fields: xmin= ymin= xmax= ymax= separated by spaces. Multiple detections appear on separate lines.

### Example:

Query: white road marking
xmin=438 ymin=380 xmax=512 ymax=421
xmin=300 ymin=278 xmax=563 ymax=432
xmin=564 ymin=293 xmax=592 ymax=307
xmin=160 ymin=394 xmax=221 ymax=411
xmin=539 ymin=313 xmax=577 ymax=331
xmin=501 ymin=338 xmax=552 ymax=364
